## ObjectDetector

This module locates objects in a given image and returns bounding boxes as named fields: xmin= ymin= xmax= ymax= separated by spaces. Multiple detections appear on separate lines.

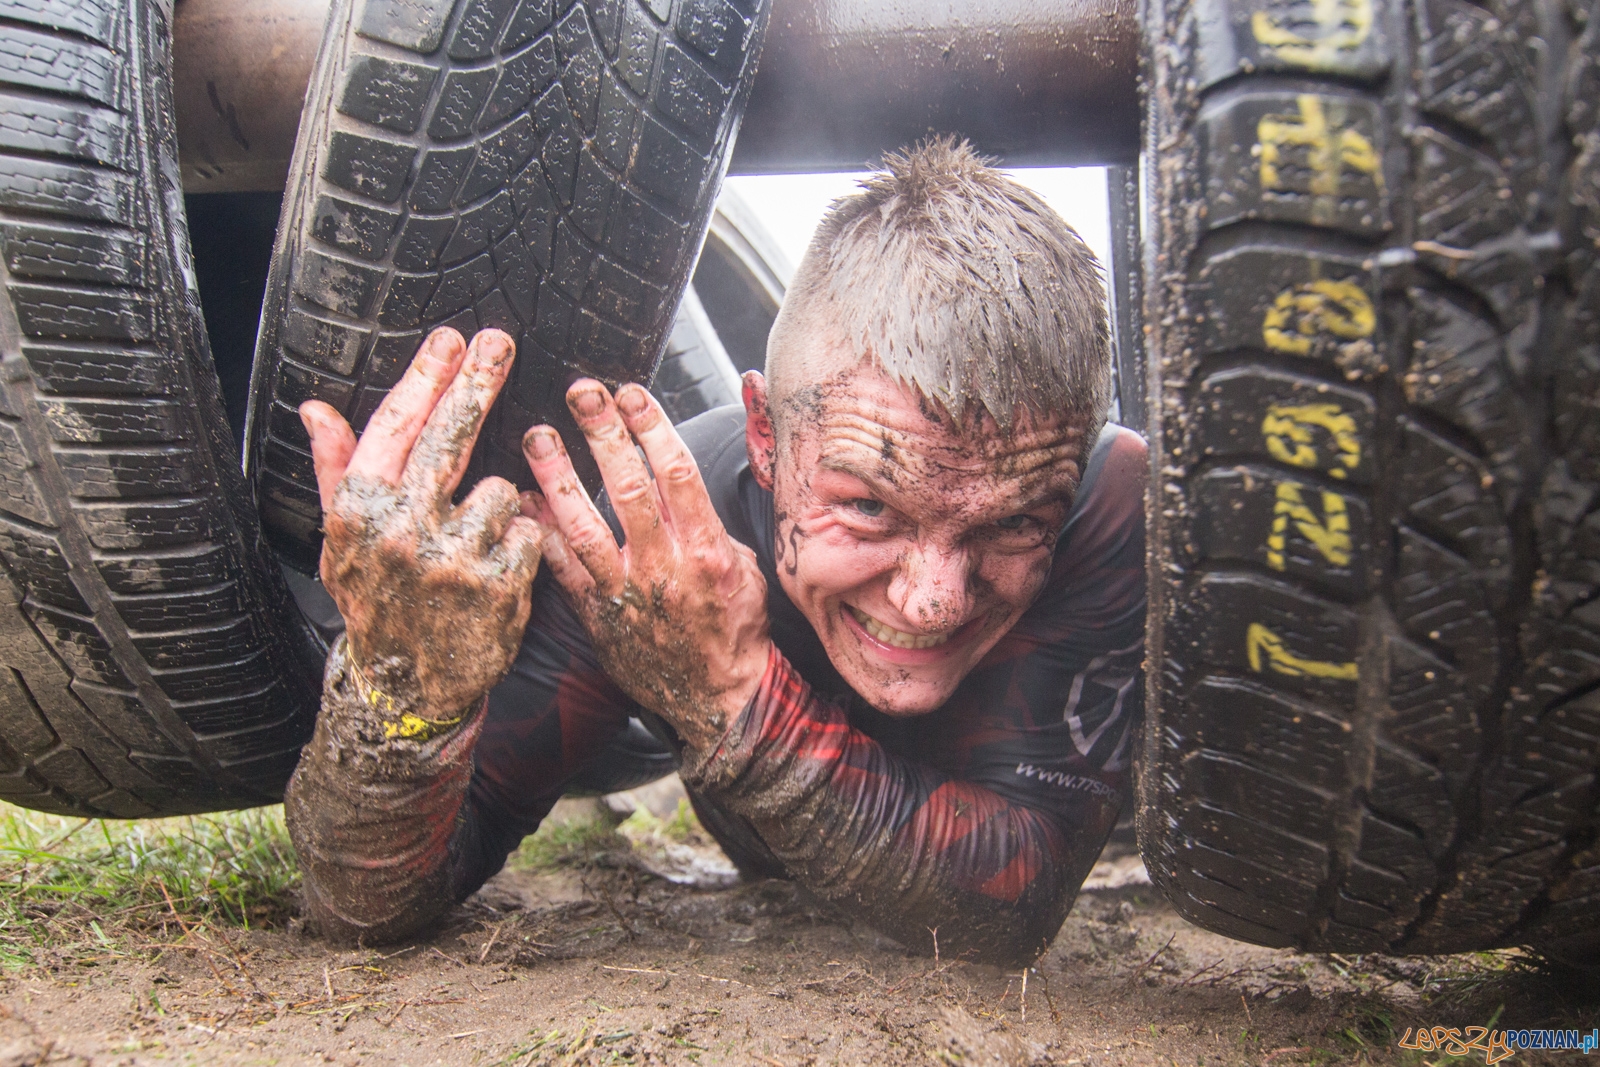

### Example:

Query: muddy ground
xmin=3 ymin=807 xmax=1595 ymax=1067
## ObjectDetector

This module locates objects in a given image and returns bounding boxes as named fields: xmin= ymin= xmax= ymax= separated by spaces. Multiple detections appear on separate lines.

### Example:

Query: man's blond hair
xmin=764 ymin=137 xmax=1112 ymax=438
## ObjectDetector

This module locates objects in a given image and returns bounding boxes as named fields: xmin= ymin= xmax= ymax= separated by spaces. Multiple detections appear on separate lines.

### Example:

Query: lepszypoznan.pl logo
xmin=1397 ymin=1026 xmax=1600 ymax=1062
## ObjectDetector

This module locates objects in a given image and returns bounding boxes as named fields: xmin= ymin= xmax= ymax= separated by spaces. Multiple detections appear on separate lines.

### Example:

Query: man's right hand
xmin=298 ymin=327 xmax=544 ymax=717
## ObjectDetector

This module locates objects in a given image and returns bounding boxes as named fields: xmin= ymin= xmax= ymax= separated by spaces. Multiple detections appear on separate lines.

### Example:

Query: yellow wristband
xmin=347 ymin=656 xmax=464 ymax=742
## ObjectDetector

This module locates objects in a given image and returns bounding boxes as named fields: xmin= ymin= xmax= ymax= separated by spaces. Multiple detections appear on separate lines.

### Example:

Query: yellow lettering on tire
xmin=1251 ymin=0 xmax=1374 ymax=67
xmin=1247 ymin=622 xmax=1359 ymax=680
xmin=1256 ymin=94 xmax=1381 ymax=227
xmin=1266 ymin=481 xmax=1353 ymax=570
xmin=1262 ymin=278 xmax=1375 ymax=356
xmin=1261 ymin=403 xmax=1362 ymax=478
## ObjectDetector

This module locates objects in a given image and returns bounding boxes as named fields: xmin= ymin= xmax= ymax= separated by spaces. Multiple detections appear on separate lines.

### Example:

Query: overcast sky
xmin=723 ymin=167 xmax=1112 ymax=280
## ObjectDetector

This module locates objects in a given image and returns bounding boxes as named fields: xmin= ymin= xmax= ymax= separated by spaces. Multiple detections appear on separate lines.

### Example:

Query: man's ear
xmin=742 ymin=370 xmax=776 ymax=492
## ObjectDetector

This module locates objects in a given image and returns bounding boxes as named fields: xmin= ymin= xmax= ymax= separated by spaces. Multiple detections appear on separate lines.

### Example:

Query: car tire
xmin=1137 ymin=0 xmax=1600 ymax=954
xmin=0 ymin=0 xmax=321 ymax=817
xmin=649 ymin=185 xmax=790 ymax=419
xmin=649 ymin=284 xmax=740 ymax=421
xmin=246 ymin=0 xmax=771 ymax=573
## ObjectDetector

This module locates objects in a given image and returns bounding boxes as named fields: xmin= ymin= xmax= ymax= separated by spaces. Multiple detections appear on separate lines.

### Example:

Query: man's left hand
xmin=521 ymin=380 xmax=771 ymax=750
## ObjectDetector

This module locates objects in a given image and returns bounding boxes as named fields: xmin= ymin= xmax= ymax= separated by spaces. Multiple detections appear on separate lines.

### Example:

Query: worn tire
xmin=246 ymin=0 xmax=771 ymax=573
xmin=650 ymin=285 xmax=740 ymax=420
xmin=1137 ymin=0 xmax=1600 ymax=954
xmin=0 ymin=0 xmax=321 ymax=817
xmin=648 ymin=186 xmax=789 ymax=419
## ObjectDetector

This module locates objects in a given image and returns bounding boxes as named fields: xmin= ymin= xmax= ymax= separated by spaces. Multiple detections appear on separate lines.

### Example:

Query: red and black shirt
xmin=449 ymin=406 xmax=1148 ymax=962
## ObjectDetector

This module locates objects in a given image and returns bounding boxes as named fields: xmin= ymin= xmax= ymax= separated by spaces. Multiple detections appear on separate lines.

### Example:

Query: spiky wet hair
xmin=764 ymin=137 xmax=1112 ymax=437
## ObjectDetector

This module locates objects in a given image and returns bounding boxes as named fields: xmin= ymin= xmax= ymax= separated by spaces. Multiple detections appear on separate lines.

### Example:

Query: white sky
xmin=723 ymin=167 xmax=1111 ymax=279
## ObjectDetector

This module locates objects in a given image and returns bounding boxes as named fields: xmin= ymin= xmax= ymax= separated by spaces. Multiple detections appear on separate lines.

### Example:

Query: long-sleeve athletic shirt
xmin=286 ymin=406 xmax=1147 ymax=964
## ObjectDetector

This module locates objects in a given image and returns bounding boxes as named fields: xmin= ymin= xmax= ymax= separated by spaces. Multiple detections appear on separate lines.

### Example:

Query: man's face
xmin=750 ymin=360 xmax=1091 ymax=716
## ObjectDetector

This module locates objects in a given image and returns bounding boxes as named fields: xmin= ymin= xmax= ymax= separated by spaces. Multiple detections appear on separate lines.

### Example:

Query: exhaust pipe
xmin=173 ymin=0 xmax=1139 ymax=194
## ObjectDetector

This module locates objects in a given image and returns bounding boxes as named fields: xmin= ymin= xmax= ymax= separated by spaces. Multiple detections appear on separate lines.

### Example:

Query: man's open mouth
xmin=846 ymin=605 xmax=953 ymax=650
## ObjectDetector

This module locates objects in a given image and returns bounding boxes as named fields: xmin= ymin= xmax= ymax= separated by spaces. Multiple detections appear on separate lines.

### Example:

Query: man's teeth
xmin=848 ymin=606 xmax=951 ymax=649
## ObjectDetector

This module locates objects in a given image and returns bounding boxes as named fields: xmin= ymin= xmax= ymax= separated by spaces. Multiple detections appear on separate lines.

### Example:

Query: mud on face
xmin=762 ymin=359 xmax=1094 ymax=716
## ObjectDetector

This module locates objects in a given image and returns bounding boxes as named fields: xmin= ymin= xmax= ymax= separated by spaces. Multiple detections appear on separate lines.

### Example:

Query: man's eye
xmin=851 ymin=498 xmax=885 ymax=517
xmin=995 ymin=514 xmax=1028 ymax=530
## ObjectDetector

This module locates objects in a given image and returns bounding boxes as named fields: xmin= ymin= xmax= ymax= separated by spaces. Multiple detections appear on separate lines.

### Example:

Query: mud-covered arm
xmin=285 ymin=328 xmax=548 ymax=944
xmin=286 ymin=572 xmax=638 ymax=944
xmin=681 ymin=643 xmax=1134 ymax=967
xmin=684 ymin=426 xmax=1149 ymax=966
xmin=285 ymin=635 xmax=489 ymax=944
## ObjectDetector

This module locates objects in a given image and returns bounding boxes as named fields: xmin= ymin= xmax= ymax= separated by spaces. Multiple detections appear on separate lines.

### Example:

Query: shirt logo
xmin=1014 ymin=762 xmax=1119 ymax=800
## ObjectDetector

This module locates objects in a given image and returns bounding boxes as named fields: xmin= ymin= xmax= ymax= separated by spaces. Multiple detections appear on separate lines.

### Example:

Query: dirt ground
xmin=2 ymin=814 xmax=1595 ymax=1067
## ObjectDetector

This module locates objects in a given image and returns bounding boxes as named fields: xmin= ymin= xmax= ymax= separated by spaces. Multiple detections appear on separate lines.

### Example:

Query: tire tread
xmin=248 ymin=0 xmax=769 ymax=571
xmin=0 ymin=0 xmax=318 ymax=816
xmin=1139 ymin=0 xmax=1599 ymax=954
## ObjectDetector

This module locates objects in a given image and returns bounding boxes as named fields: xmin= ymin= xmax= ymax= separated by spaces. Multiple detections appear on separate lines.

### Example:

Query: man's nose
xmin=886 ymin=541 xmax=972 ymax=633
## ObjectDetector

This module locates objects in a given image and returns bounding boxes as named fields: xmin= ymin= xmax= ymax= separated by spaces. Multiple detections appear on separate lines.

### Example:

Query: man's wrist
xmin=667 ymin=640 xmax=775 ymax=753
xmin=719 ymin=639 xmax=773 ymax=717
xmin=327 ymin=636 xmax=481 ymax=746
xmin=346 ymin=655 xmax=470 ymax=742
xmin=678 ymin=642 xmax=806 ymax=794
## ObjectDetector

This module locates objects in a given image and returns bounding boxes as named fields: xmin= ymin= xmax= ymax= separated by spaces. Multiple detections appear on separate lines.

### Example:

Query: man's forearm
xmin=681 ymin=647 xmax=1117 ymax=966
xmin=285 ymin=635 xmax=486 ymax=944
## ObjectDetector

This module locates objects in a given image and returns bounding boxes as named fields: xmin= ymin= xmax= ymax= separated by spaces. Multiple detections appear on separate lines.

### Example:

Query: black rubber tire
xmin=650 ymin=277 xmax=740 ymax=421
xmin=0 ymin=0 xmax=321 ymax=817
xmin=246 ymin=0 xmax=771 ymax=573
xmin=1137 ymin=0 xmax=1600 ymax=955
xmin=686 ymin=185 xmax=786 ymax=374
xmin=1462 ymin=0 xmax=1600 ymax=960
xmin=649 ymin=188 xmax=789 ymax=418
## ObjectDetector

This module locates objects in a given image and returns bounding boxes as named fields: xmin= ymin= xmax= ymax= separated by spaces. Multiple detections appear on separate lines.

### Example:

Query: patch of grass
xmin=0 ymin=802 xmax=299 ymax=970
xmin=1420 ymin=951 xmax=1525 ymax=1006
xmin=617 ymin=797 xmax=706 ymax=846
xmin=1329 ymin=996 xmax=1400 ymax=1062
xmin=509 ymin=796 xmax=716 ymax=873
xmin=509 ymin=808 xmax=627 ymax=871
xmin=494 ymin=1022 xmax=638 ymax=1066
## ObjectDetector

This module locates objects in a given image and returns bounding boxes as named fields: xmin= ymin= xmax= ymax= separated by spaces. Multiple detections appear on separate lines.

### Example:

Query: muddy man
xmin=288 ymin=140 xmax=1147 ymax=966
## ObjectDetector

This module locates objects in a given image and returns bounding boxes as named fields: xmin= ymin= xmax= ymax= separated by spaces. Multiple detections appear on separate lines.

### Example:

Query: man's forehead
xmin=808 ymin=363 xmax=1078 ymax=440
xmin=785 ymin=365 xmax=1088 ymax=496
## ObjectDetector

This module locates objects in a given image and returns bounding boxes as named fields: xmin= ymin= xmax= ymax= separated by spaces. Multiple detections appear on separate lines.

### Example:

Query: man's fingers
xmin=344 ymin=327 xmax=467 ymax=485
xmin=301 ymin=401 xmax=358 ymax=514
xmin=401 ymin=329 xmax=515 ymax=503
xmin=451 ymin=476 xmax=522 ymax=552
xmin=519 ymin=488 xmax=556 ymax=525
xmin=565 ymin=380 xmax=665 ymax=556
xmin=523 ymin=424 xmax=623 ymax=590
xmin=613 ymin=384 xmax=722 ymax=547
xmin=486 ymin=515 xmax=546 ymax=586
xmin=527 ymin=522 xmax=595 ymax=602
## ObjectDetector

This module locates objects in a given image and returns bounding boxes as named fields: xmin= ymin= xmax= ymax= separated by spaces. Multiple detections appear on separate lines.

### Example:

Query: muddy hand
xmin=522 ymin=381 xmax=771 ymax=750
xmin=300 ymin=328 xmax=544 ymax=715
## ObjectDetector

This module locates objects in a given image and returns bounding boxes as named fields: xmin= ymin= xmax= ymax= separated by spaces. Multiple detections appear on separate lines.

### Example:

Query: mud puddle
xmin=3 ymin=822 xmax=1594 ymax=1065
